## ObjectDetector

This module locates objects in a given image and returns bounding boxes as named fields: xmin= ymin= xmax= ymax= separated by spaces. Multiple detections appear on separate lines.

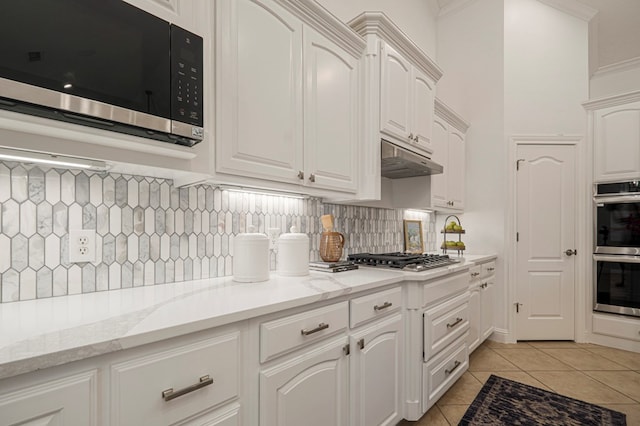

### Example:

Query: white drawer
xmin=350 ymin=287 xmax=402 ymax=328
xmin=110 ymin=332 xmax=240 ymax=426
xmin=422 ymin=271 xmax=469 ymax=307
xmin=593 ymin=313 xmax=640 ymax=342
xmin=260 ymin=301 xmax=348 ymax=362
xmin=422 ymin=334 xmax=469 ymax=412
xmin=481 ymin=261 xmax=496 ymax=277
xmin=424 ymin=291 xmax=470 ymax=360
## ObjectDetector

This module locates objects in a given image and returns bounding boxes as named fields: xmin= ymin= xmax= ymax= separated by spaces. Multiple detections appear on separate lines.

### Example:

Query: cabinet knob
xmin=308 ymin=173 xmax=315 ymax=183
xmin=414 ymin=135 xmax=419 ymax=143
xmin=297 ymin=171 xmax=304 ymax=180
xmin=409 ymin=133 xmax=414 ymax=141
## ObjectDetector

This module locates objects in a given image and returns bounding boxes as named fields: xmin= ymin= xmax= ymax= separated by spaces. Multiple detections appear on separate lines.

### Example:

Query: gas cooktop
xmin=347 ymin=252 xmax=461 ymax=272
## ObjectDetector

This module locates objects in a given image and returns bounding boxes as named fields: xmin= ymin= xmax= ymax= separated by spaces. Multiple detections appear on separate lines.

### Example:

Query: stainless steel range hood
xmin=380 ymin=139 xmax=443 ymax=179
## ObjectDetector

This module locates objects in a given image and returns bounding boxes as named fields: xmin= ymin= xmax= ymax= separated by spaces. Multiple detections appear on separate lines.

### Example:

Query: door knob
xmin=564 ymin=249 xmax=577 ymax=256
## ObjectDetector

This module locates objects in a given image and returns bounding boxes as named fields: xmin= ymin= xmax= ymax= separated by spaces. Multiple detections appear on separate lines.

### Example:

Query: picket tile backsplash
xmin=0 ymin=162 xmax=418 ymax=303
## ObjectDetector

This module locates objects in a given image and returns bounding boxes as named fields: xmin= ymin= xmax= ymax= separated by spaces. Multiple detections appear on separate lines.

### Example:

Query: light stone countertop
xmin=0 ymin=254 xmax=495 ymax=380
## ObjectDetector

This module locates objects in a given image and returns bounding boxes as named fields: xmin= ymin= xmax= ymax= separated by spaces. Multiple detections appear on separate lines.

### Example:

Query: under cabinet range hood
xmin=380 ymin=140 xmax=443 ymax=179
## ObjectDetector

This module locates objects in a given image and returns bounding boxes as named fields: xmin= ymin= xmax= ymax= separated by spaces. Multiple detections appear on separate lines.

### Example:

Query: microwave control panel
xmin=171 ymin=25 xmax=203 ymax=127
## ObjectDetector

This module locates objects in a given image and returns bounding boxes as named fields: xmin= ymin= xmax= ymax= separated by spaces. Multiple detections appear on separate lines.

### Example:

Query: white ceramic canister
xmin=277 ymin=226 xmax=310 ymax=276
xmin=233 ymin=227 xmax=270 ymax=282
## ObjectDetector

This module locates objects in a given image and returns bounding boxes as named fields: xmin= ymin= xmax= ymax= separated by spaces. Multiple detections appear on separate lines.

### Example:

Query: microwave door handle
xmin=593 ymin=254 xmax=640 ymax=263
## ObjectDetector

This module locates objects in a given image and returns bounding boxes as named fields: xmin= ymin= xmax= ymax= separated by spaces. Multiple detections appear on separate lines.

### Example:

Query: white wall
xmin=436 ymin=0 xmax=589 ymax=340
xmin=436 ymin=0 xmax=507 ymax=331
xmin=504 ymin=0 xmax=589 ymax=136
xmin=316 ymin=0 xmax=439 ymax=59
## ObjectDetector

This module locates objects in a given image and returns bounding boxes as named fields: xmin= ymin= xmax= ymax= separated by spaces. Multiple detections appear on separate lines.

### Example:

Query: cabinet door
xmin=350 ymin=314 xmax=403 ymax=426
xmin=430 ymin=117 xmax=448 ymax=209
xmin=380 ymin=43 xmax=411 ymax=142
xmin=0 ymin=370 xmax=98 ymax=426
xmin=410 ymin=68 xmax=435 ymax=154
xmin=447 ymin=129 xmax=465 ymax=210
xmin=303 ymin=27 xmax=358 ymax=193
xmin=594 ymin=102 xmax=640 ymax=182
xmin=260 ymin=337 xmax=349 ymax=426
xmin=481 ymin=279 xmax=495 ymax=341
xmin=216 ymin=0 xmax=303 ymax=184
xmin=467 ymin=285 xmax=481 ymax=353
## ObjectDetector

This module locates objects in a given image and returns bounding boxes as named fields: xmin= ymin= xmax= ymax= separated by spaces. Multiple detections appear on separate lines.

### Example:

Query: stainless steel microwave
xmin=0 ymin=0 xmax=204 ymax=146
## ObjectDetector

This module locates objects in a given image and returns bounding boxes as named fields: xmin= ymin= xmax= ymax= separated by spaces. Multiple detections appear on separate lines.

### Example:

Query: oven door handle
xmin=594 ymin=194 xmax=640 ymax=204
xmin=593 ymin=254 xmax=640 ymax=263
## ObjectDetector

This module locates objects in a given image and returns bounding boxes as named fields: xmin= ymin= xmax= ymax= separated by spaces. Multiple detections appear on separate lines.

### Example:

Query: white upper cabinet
xmin=216 ymin=0 xmax=303 ymax=185
xmin=380 ymin=44 xmax=412 ymax=143
xmin=215 ymin=0 xmax=364 ymax=195
xmin=593 ymin=100 xmax=640 ymax=182
xmin=348 ymin=12 xmax=442 ymax=201
xmin=380 ymin=44 xmax=435 ymax=155
xmin=431 ymin=99 xmax=469 ymax=211
xmin=303 ymin=27 xmax=359 ymax=192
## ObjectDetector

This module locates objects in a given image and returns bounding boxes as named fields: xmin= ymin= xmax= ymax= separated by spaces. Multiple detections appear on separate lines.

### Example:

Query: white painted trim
xmin=434 ymin=98 xmax=470 ymax=132
xmin=275 ymin=0 xmax=366 ymax=58
xmin=348 ymin=12 xmax=443 ymax=82
xmin=593 ymin=56 xmax=640 ymax=78
xmin=507 ymin=135 xmax=586 ymax=343
xmin=583 ymin=90 xmax=640 ymax=110
xmin=437 ymin=0 xmax=479 ymax=18
xmin=536 ymin=0 xmax=598 ymax=21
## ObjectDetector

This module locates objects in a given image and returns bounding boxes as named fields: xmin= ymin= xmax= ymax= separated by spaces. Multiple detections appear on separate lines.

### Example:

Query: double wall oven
xmin=594 ymin=181 xmax=640 ymax=317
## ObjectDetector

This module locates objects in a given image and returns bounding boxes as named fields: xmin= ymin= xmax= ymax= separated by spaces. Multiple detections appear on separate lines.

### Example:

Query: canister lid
xmin=236 ymin=226 xmax=268 ymax=241
xmin=279 ymin=226 xmax=309 ymax=241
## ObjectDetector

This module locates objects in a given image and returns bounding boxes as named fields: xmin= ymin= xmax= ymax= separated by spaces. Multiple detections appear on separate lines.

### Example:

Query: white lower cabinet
xmin=349 ymin=313 xmax=403 ymax=426
xmin=110 ymin=330 xmax=242 ymax=426
xmin=422 ymin=334 xmax=468 ymax=412
xmin=0 ymin=369 xmax=98 ymax=426
xmin=467 ymin=261 xmax=496 ymax=353
xmin=259 ymin=335 xmax=350 ymax=426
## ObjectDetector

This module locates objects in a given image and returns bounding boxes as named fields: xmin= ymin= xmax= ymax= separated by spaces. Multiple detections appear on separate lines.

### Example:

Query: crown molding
xmin=593 ymin=56 xmax=640 ymax=78
xmin=348 ymin=12 xmax=443 ymax=82
xmin=276 ymin=0 xmax=366 ymax=58
xmin=437 ymin=0 xmax=479 ymax=18
xmin=582 ymin=90 xmax=640 ymax=110
xmin=536 ymin=0 xmax=598 ymax=21
xmin=435 ymin=98 xmax=470 ymax=132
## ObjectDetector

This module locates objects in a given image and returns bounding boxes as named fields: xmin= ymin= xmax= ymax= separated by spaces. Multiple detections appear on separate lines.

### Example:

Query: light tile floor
xmin=399 ymin=340 xmax=640 ymax=425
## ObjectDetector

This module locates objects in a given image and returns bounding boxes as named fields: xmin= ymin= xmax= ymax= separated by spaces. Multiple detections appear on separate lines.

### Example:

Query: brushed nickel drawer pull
xmin=374 ymin=301 xmax=393 ymax=311
xmin=471 ymin=272 xmax=480 ymax=277
xmin=162 ymin=375 xmax=213 ymax=402
xmin=487 ymin=267 xmax=495 ymax=272
xmin=447 ymin=317 xmax=463 ymax=329
xmin=445 ymin=360 xmax=461 ymax=375
xmin=301 ymin=322 xmax=329 ymax=336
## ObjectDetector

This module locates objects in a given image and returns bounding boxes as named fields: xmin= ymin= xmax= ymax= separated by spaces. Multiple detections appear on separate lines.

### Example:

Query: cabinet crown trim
xmin=348 ymin=12 xmax=443 ymax=83
xmin=435 ymin=98 xmax=470 ymax=132
xmin=276 ymin=0 xmax=366 ymax=57
xmin=583 ymin=90 xmax=640 ymax=110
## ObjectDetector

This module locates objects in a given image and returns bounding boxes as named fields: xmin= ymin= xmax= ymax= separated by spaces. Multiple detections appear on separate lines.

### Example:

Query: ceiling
xmin=436 ymin=0 xmax=640 ymax=73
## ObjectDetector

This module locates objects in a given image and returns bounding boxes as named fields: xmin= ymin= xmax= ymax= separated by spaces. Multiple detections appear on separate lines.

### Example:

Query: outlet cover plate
xmin=69 ymin=229 xmax=96 ymax=263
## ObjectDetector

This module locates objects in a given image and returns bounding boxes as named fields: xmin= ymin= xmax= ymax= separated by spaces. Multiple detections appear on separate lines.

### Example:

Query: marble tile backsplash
xmin=0 ymin=162 xmax=407 ymax=303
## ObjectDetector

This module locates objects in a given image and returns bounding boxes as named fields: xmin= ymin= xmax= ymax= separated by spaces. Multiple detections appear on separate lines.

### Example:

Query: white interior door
xmin=515 ymin=143 xmax=576 ymax=340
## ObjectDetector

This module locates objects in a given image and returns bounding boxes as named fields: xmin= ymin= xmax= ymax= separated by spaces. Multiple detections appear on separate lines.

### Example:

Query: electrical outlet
xmin=69 ymin=229 xmax=96 ymax=263
xmin=267 ymin=227 xmax=280 ymax=250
